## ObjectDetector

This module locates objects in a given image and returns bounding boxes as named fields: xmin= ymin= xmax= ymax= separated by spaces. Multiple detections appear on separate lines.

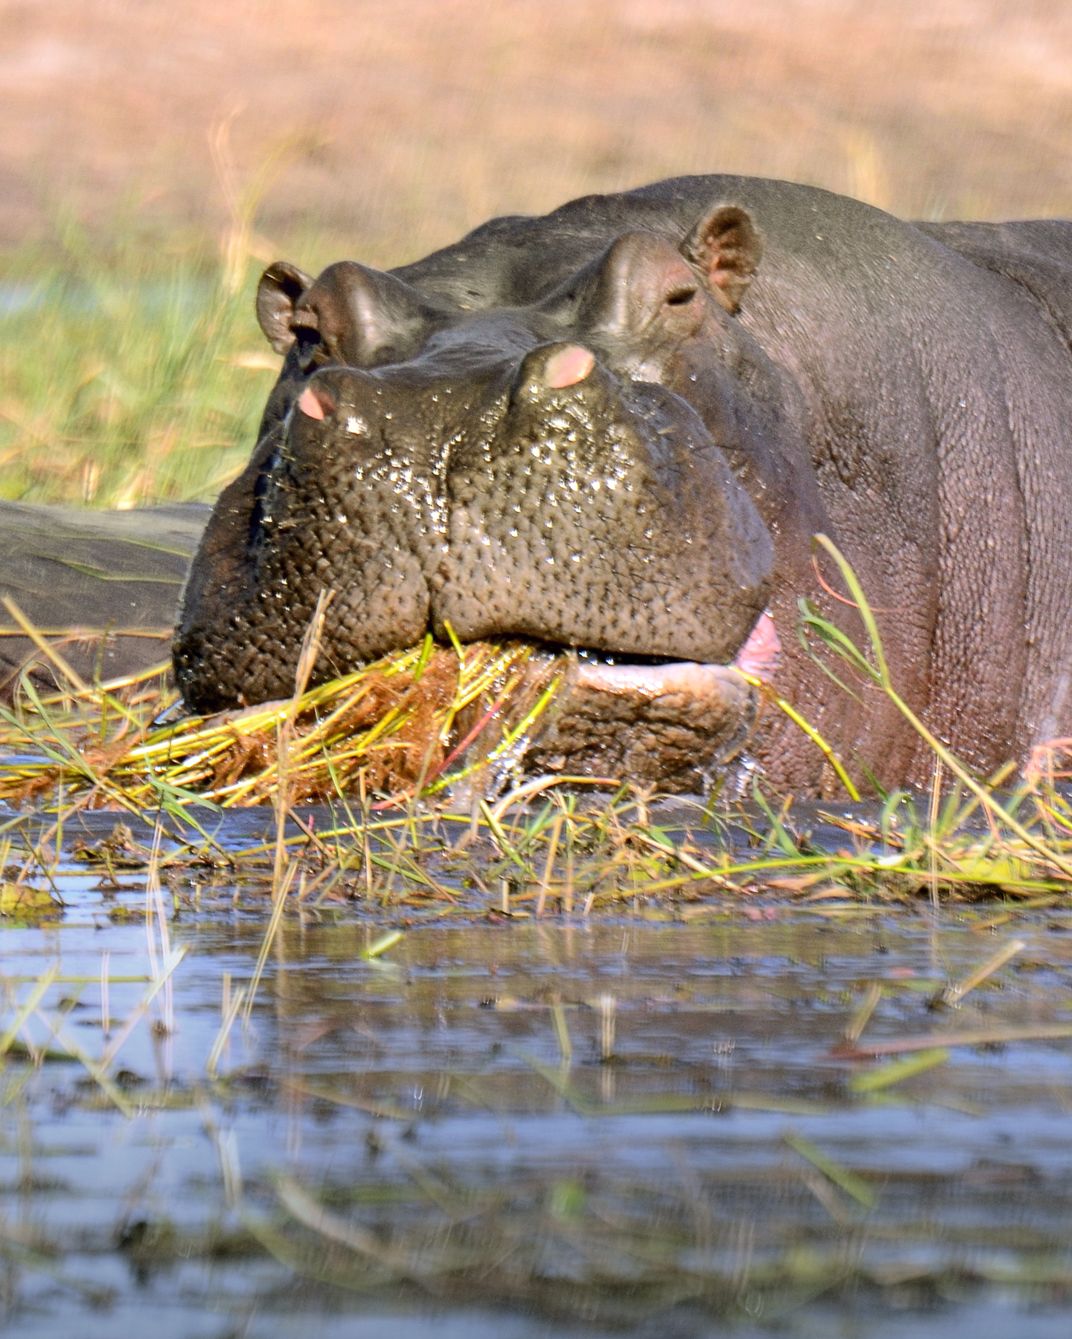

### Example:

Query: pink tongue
xmin=733 ymin=611 xmax=780 ymax=679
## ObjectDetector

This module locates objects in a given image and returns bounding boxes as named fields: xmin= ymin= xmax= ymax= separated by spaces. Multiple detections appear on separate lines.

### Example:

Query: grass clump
xmin=0 ymin=636 xmax=561 ymax=813
xmin=5 ymin=632 xmax=1072 ymax=916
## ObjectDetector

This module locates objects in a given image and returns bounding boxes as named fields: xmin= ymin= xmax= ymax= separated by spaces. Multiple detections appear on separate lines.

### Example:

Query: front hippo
xmin=175 ymin=203 xmax=782 ymax=787
xmin=175 ymin=174 xmax=1072 ymax=793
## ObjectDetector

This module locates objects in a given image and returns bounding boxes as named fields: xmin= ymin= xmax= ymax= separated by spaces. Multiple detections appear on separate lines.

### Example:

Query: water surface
xmin=2 ymin=806 xmax=1071 ymax=1337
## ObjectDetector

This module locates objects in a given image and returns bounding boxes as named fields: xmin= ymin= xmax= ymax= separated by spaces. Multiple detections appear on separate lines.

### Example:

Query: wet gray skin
xmin=250 ymin=329 xmax=770 ymax=670
xmin=175 ymin=176 xmax=1072 ymax=793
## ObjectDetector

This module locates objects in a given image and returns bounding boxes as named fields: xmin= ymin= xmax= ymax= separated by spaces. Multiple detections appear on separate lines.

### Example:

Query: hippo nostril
xmin=543 ymin=344 xmax=596 ymax=389
xmin=297 ymin=383 xmax=337 ymax=420
xmin=515 ymin=342 xmax=599 ymax=401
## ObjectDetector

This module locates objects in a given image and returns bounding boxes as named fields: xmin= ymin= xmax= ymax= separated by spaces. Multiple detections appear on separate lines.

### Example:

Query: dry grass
xmin=0 ymin=637 xmax=563 ymax=811
xmin=5 ymin=0 xmax=1072 ymax=266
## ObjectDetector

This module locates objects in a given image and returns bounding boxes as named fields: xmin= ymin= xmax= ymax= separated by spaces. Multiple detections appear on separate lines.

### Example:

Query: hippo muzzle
xmin=174 ymin=197 xmax=790 ymax=788
xmin=175 ymin=332 xmax=775 ymax=783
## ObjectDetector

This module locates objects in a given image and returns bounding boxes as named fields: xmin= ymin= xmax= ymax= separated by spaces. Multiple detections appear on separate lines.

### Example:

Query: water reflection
xmin=2 ymin=823 xmax=1072 ymax=1337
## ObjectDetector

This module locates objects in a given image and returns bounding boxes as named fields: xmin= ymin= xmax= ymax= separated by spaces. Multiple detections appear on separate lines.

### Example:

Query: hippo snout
xmin=175 ymin=340 xmax=773 ymax=713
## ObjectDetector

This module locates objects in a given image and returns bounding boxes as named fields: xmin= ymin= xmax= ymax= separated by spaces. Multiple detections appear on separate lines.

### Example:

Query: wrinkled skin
xmin=174 ymin=176 xmax=1072 ymax=793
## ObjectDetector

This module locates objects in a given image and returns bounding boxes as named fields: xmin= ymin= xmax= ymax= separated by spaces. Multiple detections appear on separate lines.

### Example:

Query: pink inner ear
xmin=706 ymin=260 xmax=741 ymax=311
xmin=544 ymin=344 xmax=596 ymax=389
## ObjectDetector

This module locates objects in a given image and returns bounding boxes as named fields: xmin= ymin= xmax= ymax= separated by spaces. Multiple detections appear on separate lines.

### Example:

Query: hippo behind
xmin=174 ymin=176 xmax=1072 ymax=794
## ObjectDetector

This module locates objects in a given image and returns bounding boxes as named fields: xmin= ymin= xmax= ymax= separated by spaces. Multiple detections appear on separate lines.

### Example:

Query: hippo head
xmin=175 ymin=204 xmax=794 ymax=789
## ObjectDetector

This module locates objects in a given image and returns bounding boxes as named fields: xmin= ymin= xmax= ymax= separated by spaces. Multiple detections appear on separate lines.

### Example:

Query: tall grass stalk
xmin=0 ymin=223 xmax=273 ymax=507
xmin=804 ymin=533 xmax=1072 ymax=880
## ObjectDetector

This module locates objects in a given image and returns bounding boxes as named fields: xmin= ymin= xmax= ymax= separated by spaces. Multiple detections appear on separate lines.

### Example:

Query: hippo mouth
xmin=572 ymin=607 xmax=780 ymax=683
xmin=498 ymin=610 xmax=780 ymax=791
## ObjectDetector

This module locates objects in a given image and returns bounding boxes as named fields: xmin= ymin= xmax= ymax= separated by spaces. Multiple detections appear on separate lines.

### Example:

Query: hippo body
xmin=171 ymin=178 xmax=1072 ymax=789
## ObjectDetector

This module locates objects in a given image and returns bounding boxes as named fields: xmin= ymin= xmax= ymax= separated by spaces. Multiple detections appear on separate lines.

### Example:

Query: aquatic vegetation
xmin=0 ymin=632 xmax=559 ymax=809
xmin=2 ymin=536 xmax=1070 ymax=913
xmin=3 ymin=562 xmax=1071 ymax=1336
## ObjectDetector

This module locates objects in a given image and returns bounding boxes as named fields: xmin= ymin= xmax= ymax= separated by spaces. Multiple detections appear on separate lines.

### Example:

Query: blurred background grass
xmin=3 ymin=0 xmax=1071 ymax=506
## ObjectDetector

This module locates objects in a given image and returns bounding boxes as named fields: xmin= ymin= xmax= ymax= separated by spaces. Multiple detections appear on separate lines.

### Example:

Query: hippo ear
xmin=681 ymin=205 xmax=763 ymax=312
xmin=256 ymin=262 xmax=314 ymax=354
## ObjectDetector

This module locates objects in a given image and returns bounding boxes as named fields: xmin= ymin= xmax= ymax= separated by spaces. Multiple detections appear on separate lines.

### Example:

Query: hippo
xmin=172 ymin=175 xmax=1072 ymax=793
xmin=169 ymin=172 xmax=1072 ymax=787
xmin=16 ymin=175 xmax=1072 ymax=794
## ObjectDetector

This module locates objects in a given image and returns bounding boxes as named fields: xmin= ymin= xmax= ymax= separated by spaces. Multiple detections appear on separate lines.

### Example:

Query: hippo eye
xmin=665 ymin=286 xmax=698 ymax=307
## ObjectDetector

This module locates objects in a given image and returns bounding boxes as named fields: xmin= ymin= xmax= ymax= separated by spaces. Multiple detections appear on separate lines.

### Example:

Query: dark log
xmin=0 ymin=501 xmax=207 ymax=696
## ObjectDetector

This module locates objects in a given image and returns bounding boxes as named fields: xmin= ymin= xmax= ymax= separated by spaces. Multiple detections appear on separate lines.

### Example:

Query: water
xmin=2 ymin=807 xmax=1072 ymax=1337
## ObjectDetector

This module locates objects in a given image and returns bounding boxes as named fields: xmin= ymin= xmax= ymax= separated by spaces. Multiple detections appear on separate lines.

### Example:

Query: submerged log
xmin=0 ymin=501 xmax=208 ymax=695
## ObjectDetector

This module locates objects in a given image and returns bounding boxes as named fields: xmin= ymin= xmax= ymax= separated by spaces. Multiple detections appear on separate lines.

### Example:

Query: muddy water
xmin=2 ymin=810 xmax=1072 ymax=1337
